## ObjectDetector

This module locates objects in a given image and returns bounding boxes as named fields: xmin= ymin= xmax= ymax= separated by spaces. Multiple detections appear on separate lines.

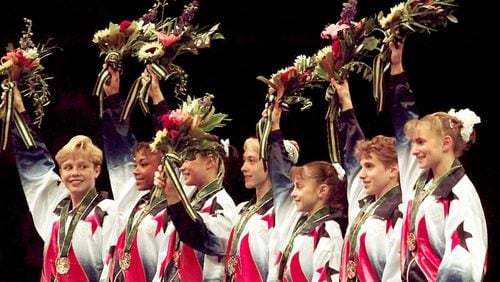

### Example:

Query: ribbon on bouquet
xmin=256 ymin=92 xmax=276 ymax=168
xmin=0 ymin=81 xmax=35 ymax=150
xmin=372 ymin=46 xmax=389 ymax=114
xmin=161 ymin=153 xmax=200 ymax=222
xmin=325 ymin=86 xmax=340 ymax=164
xmin=92 ymin=51 xmax=121 ymax=118
xmin=120 ymin=62 xmax=168 ymax=121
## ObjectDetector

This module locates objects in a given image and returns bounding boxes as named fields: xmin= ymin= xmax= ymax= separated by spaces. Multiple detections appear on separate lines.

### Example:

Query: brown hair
xmin=293 ymin=160 xmax=346 ymax=210
xmin=133 ymin=141 xmax=160 ymax=157
xmin=355 ymin=135 xmax=397 ymax=168
xmin=55 ymin=135 xmax=103 ymax=167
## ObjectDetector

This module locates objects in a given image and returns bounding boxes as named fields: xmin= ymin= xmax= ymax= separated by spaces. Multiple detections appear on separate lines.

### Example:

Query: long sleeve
xmin=11 ymin=111 xmax=67 ymax=237
xmin=165 ymin=189 xmax=236 ymax=281
xmin=336 ymin=109 xmax=366 ymax=223
xmin=267 ymin=130 xmax=296 ymax=226
xmin=167 ymin=193 xmax=233 ymax=257
xmin=12 ymin=112 xmax=114 ymax=281
xmin=386 ymin=72 xmax=421 ymax=202
xmin=102 ymin=94 xmax=138 ymax=202
xmin=267 ymin=130 xmax=304 ymax=281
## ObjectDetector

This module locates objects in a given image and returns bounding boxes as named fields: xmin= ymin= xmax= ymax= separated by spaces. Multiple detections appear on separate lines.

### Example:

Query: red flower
xmin=119 ymin=20 xmax=132 ymax=33
xmin=154 ymin=31 xmax=178 ymax=48
xmin=331 ymin=40 xmax=342 ymax=60
xmin=280 ymin=67 xmax=298 ymax=87
xmin=161 ymin=114 xmax=175 ymax=130
xmin=169 ymin=129 xmax=180 ymax=140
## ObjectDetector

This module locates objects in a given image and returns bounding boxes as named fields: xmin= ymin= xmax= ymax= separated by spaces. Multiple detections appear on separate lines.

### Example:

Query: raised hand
xmin=103 ymin=65 xmax=120 ymax=97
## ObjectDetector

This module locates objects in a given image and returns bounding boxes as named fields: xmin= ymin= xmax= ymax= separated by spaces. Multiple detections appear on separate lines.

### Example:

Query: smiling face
xmin=180 ymin=152 xmax=217 ymax=189
xmin=59 ymin=153 xmax=101 ymax=198
xmin=241 ymin=138 xmax=270 ymax=191
xmin=55 ymin=135 xmax=103 ymax=205
xmin=291 ymin=166 xmax=326 ymax=213
xmin=409 ymin=122 xmax=448 ymax=172
xmin=133 ymin=148 xmax=162 ymax=191
xmin=358 ymin=153 xmax=398 ymax=198
xmin=355 ymin=135 xmax=399 ymax=199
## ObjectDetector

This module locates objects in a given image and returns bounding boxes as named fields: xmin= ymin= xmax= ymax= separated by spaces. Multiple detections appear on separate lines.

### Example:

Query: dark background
xmin=0 ymin=0 xmax=496 ymax=281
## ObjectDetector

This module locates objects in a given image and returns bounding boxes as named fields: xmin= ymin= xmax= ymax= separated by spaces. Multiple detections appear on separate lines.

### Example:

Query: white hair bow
xmin=448 ymin=108 xmax=481 ymax=142
xmin=332 ymin=162 xmax=346 ymax=181
xmin=221 ymin=138 xmax=230 ymax=157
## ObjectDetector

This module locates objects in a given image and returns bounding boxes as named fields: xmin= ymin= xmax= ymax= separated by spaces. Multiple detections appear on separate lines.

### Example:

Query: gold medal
xmin=56 ymin=256 xmax=70 ymax=274
xmin=120 ymin=252 xmax=131 ymax=270
xmin=407 ymin=232 xmax=416 ymax=252
xmin=347 ymin=260 xmax=356 ymax=279
xmin=227 ymin=255 xmax=238 ymax=275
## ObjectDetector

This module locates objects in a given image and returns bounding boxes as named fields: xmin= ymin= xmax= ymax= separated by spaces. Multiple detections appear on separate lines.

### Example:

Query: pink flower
xmin=169 ymin=109 xmax=190 ymax=126
xmin=321 ymin=22 xmax=350 ymax=40
xmin=4 ymin=49 xmax=39 ymax=69
xmin=169 ymin=129 xmax=180 ymax=140
xmin=119 ymin=20 xmax=132 ymax=33
xmin=161 ymin=114 xmax=175 ymax=130
xmin=154 ymin=31 xmax=178 ymax=48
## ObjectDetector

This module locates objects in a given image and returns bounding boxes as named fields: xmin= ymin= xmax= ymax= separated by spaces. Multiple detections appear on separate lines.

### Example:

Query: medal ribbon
xmin=227 ymin=189 xmax=273 ymax=275
xmin=346 ymin=186 xmax=399 ymax=264
xmin=277 ymin=206 xmax=331 ymax=280
xmin=167 ymin=173 xmax=224 ymax=275
xmin=58 ymin=188 xmax=98 ymax=258
xmin=123 ymin=185 xmax=166 ymax=253
xmin=408 ymin=161 xmax=461 ymax=236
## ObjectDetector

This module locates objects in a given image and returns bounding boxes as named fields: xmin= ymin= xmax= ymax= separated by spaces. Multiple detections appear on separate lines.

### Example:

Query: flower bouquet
xmin=121 ymin=0 xmax=224 ymax=121
xmin=0 ymin=18 xmax=57 ymax=150
xmin=150 ymin=94 xmax=228 ymax=221
xmin=256 ymin=54 xmax=323 ymax=163
xmin=372 ymin=0 xmax=458 ymax=112
xmin=92 ymin=12 xmax=154 ymax=117
xmin=314 ymin=0 xmax=382 ymax=163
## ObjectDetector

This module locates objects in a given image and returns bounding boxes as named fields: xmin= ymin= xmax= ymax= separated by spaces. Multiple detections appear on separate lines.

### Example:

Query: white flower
xmin=137 ymin=42 xmax=164 ymax=62
xmin=151 ymin=128 xmax=168 ymax=152
xmin=448 ymin=108 xmax=481 ymax=142
xmin=379 ymin=2 xmax=405 ymax=29
xmin=142 ymin=23 xmax=157 ymax=37
xmin=294 ymin=55 xmax=313 ymax=73
xmin=24 ymin=47 xmax=39 ymax=60
xmin=315 ymin=46 xmax=332 ymax=63
xmin=92 ymin=29 xmax=110 ymax=43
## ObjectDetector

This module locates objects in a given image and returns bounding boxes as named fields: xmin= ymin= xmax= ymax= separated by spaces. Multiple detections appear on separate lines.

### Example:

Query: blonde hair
xmin=55 ymin=135 xmax=103 ymax=166
xmin=404 ymin=112 xmax=476 ymax=158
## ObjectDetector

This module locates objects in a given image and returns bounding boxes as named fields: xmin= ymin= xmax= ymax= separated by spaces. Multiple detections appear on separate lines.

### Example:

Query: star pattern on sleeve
xmin=451 ymin=221 xmax=472 ymax=252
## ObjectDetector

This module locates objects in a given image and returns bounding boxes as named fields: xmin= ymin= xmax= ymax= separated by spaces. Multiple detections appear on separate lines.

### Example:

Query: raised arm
xmin=386 ymin=41 xmax=421 ymax=200
xmin=266 ymin=87 xmax=296 ymax=226
xmin=330 ymin=79 xmax=366 ymax=221
xmin=9 ymin=83 xmax=67 ymax=235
